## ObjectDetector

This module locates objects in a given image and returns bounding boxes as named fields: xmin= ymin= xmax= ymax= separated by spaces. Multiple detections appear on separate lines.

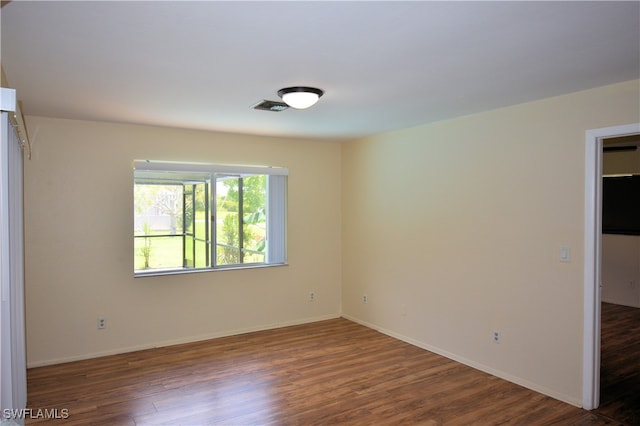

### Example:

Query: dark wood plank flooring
xmin=596 ymin=302 xmax=640 ymax=425
xmin=24 ymin=317 xmax=625 ymax=425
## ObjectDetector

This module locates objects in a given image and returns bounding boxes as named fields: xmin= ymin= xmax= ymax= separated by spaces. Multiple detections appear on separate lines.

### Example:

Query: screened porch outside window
xmin=133 ymin=161 xmax=287 ymax=276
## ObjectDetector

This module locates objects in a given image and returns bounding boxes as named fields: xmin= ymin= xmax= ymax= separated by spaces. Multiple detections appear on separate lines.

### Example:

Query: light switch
xmin=560 ymin=246 xmax=571 ymax=263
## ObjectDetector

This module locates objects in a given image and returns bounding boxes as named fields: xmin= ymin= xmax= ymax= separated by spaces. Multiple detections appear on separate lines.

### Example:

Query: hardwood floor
xmin=25 ymin=318 xmax=620 ymax=425
xmin=596 ymin=302 xmax=640 ymax=425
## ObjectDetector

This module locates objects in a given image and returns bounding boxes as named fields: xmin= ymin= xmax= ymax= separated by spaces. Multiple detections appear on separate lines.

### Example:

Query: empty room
xmin=1 ymin=1 xmax=639 ymax=425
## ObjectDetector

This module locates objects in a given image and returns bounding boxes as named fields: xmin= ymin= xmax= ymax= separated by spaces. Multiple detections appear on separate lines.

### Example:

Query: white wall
xmin=23 ymin=117 xmax=343 ymax=366
xmin=341 ymin=79 xmax=640 ymax=406
xmin=602 ymin=234 xmax=640 ymax=307
xmin=22 ymin=79 xmax=640 ymax=407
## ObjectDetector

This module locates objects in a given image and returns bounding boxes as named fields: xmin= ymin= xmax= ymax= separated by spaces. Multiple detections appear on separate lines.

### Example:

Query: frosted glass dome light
xmin=277 ymin=87 xmax=324 ymax=109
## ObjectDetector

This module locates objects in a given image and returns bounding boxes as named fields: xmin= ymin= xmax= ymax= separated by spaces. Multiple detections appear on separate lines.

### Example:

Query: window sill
xmin=134 ymin=262 xmax=288 ymax=278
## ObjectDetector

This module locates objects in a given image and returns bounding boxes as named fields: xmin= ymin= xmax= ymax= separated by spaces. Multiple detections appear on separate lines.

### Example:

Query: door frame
xmin=583 ymin=122 xmax=640 ymax=410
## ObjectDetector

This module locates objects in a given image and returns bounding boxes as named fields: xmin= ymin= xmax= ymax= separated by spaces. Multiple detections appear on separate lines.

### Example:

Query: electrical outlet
xmin=97 ymin=317 xmax=106 ymax=330
xmin=492 ymin=330 xmax=501 ymax=344
xmin=363 ymin=294 xmax=368 ymax=304
xmin=309 ymin=291 xmax=316 ymax=302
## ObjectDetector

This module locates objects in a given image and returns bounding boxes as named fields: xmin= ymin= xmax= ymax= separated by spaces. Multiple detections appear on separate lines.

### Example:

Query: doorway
xmin=583 ymin=123 xmax=640 ymax=410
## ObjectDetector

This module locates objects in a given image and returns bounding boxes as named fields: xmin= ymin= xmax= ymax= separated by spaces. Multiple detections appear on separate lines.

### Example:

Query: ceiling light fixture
xmin=277 ymin=87 xmax=324 ymax=110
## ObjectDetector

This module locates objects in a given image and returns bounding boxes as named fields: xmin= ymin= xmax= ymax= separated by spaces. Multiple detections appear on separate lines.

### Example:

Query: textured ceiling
xmin=2 ymin=1 xmax=639 ymax=140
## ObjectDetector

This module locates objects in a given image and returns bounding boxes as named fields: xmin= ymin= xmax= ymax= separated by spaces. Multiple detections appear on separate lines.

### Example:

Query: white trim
xmin=134 ymin=262 xmax=288 ymax=278
xmin=343 ymin=314 xmax=582 ymax=407
xmin=0 ymin=111 xmax=27 ymax=416
xmin=26 ymin=313 xmax=340 ymax=368
xmin=133 ymin=160 xmax=288 ymax=176
xmin=583 ymin=123 xmax=640 ymax=410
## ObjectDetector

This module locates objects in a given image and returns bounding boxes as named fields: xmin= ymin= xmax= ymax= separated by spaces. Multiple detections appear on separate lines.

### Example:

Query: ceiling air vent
xmin=253 ymin=100 xmax=289 ymax=112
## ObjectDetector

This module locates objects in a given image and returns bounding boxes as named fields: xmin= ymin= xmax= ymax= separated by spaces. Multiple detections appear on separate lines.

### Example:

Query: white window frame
xmin=133 ymin=160 xmax=287 ymax=277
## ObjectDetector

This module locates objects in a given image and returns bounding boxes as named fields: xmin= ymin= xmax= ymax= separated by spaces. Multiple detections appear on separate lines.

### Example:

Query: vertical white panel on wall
xmin=0 ymin=107 xmax=27 ymax=419
xmin=267 ymin=175 xmax=287 ymax=264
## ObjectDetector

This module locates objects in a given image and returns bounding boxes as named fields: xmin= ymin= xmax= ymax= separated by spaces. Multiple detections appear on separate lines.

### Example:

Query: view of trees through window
xmin=215 ymin=174 xmax=266 ymax=266
xmin=134 ymin=172 xmax=267 ymax=272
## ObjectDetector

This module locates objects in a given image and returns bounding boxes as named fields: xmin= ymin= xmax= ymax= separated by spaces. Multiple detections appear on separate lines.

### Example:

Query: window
xmin=134 ymin=161 xmax=287 ymax=276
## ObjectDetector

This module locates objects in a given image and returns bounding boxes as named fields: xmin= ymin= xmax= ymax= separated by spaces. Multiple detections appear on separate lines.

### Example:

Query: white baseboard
xmin=27 ymin=313 xmax=340 ymax=368
xmin=29 ymin=312 xmax=582 ymax=408
xmin=341 ymin=314 xmax=582 ymax=408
